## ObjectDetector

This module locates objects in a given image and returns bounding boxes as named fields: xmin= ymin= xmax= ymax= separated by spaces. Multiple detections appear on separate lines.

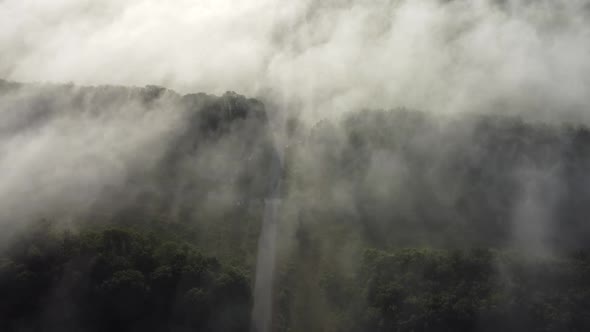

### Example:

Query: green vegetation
xmin=3 ymin=222 xmax=590 ymax=331
xmin=338 ymin=248 xmax=590 ymax=331
xmin=2 ymin=81 xmax=590 ymax=331
xmin=0 ymin=221 xmax=251 ymax=331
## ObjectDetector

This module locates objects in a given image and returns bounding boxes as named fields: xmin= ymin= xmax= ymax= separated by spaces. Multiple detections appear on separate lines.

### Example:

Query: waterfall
xmin=251 ymin=120 xmax=284 ymax=332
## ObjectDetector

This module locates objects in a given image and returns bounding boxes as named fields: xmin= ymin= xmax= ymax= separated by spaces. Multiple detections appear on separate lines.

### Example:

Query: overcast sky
xmin=1 ymin=0 xmax=590 ymax=119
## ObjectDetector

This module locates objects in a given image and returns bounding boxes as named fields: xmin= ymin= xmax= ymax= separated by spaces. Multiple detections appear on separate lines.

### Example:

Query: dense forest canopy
xmin=1 ymin=80 xmax=590 ymax=331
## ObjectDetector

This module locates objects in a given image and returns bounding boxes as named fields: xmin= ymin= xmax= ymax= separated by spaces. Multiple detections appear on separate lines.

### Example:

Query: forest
xmin=1 ymin=80 xmax=590 ymax=331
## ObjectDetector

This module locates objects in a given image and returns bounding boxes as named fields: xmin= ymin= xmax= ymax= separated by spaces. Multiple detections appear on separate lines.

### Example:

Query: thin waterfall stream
xmin=251 ymin=118 xmax=284 ymax=332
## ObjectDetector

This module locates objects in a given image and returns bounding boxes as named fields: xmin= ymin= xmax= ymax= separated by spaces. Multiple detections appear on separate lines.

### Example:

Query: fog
xmin=0 ymin=85 xmax=180 ymax=224
xmin=2 ymin=1 xmax=590 ymax=331
xmin=2 ymin=0 xmax=590 ymax=120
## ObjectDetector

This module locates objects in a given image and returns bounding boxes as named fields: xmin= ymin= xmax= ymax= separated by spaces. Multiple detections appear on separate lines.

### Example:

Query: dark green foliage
xmin=4 ymin=81 xmax=590 ymax=331
xmin=0 ymin=225 xmax=251 ymax=332
xmin=324 ymin=248 xmax=590 ymax=332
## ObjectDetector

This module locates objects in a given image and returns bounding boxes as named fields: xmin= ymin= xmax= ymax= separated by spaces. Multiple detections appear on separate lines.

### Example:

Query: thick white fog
xmin=2 ymin=0 xmax=590 ymax=119
xmin=0 ymin=86 xmax=185 ymax=229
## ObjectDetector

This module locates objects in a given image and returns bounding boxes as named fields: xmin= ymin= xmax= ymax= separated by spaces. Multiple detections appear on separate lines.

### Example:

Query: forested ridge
xmin=3 ymin=224 xmax=590 ymax=331
xmin=1 ymin=223 xmax=251 ymax=331
xmin=1 ymin=80 xmax=590 ymax=331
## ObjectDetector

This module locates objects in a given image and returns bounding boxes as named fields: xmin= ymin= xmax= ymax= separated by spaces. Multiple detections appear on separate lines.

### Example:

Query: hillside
xmin=1 ymin=81 xmax=590 ymax=331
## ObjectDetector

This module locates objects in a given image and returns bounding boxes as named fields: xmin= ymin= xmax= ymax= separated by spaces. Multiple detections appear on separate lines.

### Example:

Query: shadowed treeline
xmin=2 ymin=81 xmax=590 ymax=331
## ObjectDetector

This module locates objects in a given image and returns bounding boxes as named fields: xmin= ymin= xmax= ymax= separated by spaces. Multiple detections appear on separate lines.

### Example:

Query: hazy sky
xmin=2 ymin=0 xmax=590 ymax=119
